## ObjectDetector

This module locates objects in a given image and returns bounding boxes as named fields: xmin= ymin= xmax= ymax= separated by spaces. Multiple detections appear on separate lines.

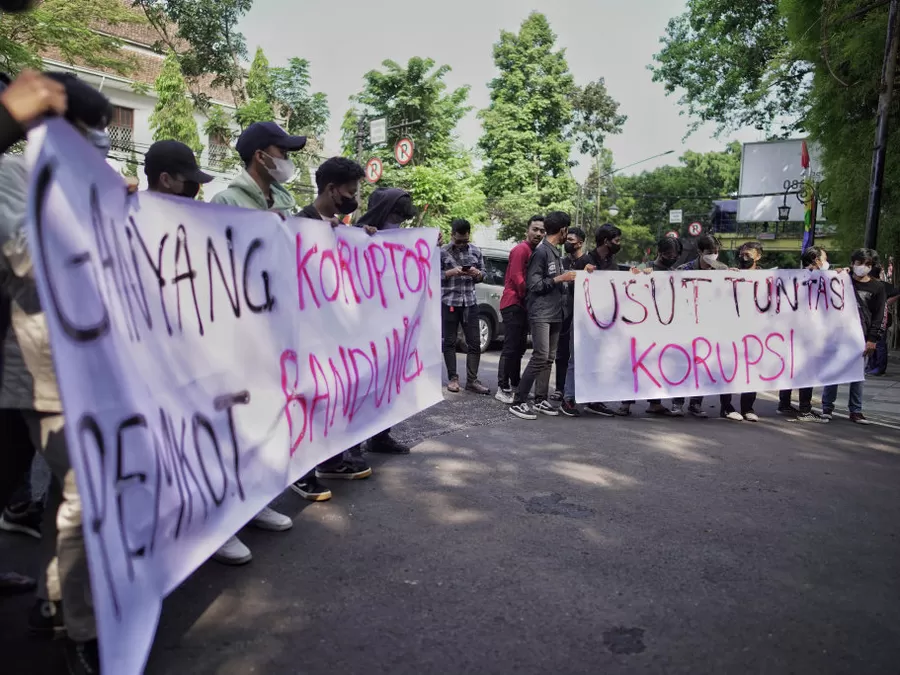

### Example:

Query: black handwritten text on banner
xmin=24 ymin=121 xmax=442 ymax=675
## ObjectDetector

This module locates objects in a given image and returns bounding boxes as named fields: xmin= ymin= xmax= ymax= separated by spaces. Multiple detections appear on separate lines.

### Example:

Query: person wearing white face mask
xmin=821 ymin=248 xmax=887 ymax=425
xmin=777 ymin=246 xmax=832 ymax=423
xmin=211 ymin=121 xmax=305 ymax=216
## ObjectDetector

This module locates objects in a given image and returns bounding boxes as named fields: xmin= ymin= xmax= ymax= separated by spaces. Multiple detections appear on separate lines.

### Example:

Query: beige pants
xmin=26 ymin=411 xmax=96 ymax=642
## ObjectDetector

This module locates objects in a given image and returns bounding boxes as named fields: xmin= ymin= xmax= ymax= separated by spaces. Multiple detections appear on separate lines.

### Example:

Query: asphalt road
xmin=3 ymin=351 xmax=900 ymax=675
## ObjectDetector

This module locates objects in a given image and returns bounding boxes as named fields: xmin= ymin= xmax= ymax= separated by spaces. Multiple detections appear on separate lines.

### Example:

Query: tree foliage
xmin=342 ymin=57 xmax=471 ymax=166
xmin=781 ymin=0 xmax=900 ymax=263
xmin=570 ymin=78 xmax=626 ymax=158
xmin=0 ymin=0 xmax=141 ymax=75
xmin=271 ymin=58 xmax=330 ymax=139
xmin=478 ymin=12 xmax=577 ymax=240
xmin=133 ymin=0 xmax=252 ymax=99
xmin=650 ymin=0 xmax=811 ymax=136
xmin=149 ymin=51 xmax=203 ymax=155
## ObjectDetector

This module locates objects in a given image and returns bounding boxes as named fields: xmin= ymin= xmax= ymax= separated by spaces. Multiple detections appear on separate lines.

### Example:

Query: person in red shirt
xmin=496 ymin=215 xmax=545 ymax=404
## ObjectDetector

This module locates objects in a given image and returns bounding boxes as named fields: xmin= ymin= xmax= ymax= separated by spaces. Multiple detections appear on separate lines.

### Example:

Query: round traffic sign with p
xmin=665 ymin=230 xmax=679 ymax=239
xmin=365 ymin=157 xmax=383 ymax=184
xmin=688 ymin=221 xmax=703 ymax=237
xmin=394 ymin=137 xmax=414 ymax=166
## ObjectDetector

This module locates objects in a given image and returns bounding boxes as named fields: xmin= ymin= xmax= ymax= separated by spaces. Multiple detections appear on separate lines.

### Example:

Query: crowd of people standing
xmin=439 ymin=212 xmax=895 ymax=426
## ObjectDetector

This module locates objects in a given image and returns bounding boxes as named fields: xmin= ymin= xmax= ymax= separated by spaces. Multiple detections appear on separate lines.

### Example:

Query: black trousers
xmin=498 ymin=305 xmax=529 ymax=391
xmin=442 ymin=304 xmax=480 ymax=383
xmin=779 ymin=388 xmax=814 ymax=411
xmin=720 ymin=392 xmax=757 ymax=414
xmin=555 ymin=314 xmax=572 ymax=393
xmin=0 ymin=408 xmax=36 ymax=510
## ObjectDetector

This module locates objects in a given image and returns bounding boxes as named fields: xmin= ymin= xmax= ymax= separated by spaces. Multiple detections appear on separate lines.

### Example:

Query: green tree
xmin=650 ymin=0 xmax=810 ymax=136
xmin=149 ymin=51 xmax=203 ymax=155
xmin=341 ymin=57 xmax=471 ymax=165
xmin=478 ymin=12 xmax=577 ymax=240
xmin=570 ymin=78 xmax=627 ymax=159
xmin=244 ymin=47 xmax=274 ymax=102
xmin=133 ymin=0 xmax=253 ymax=101
xmin=0 ymin=0 xmax=141 ymax=74
xmin=781 ymin=0 xmax=900 ymax=263
xmin=271 ymin=58 xmax=329 ymax=138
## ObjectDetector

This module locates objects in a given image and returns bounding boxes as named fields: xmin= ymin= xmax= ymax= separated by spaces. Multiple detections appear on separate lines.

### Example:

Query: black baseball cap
xmin=145 ymin=140 xmax=213 ymax=184
xmin=235 ymin=122 xmax=306 ymax=163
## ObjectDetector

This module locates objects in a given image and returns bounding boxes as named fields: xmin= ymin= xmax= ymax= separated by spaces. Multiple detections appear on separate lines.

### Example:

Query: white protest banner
xmin=573 ymin=270 xmax=866 ymax=403
xmin=23 ymin=120 xmax=442 ymax=675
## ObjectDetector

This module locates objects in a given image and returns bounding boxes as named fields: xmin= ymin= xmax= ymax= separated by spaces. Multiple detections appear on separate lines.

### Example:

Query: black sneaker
xmin=0 ymin=502 xmax=42 ymax=539
xmin=65 ymin=638 xmax=99 ymax=675
xmin=549 ymin=391 xmax=563 ymax=403
xmin=368 ymin=433 xmax=410 ymax=455
xmin=585 ymin=402 xmax=616 ymax=417
xmin=777 ymin=405 xmax=800 ymax=417
xmin=290 ymin=476 xmax=333 ymax=502
xmin=509 ymin=402 xmax=537 ymax=420
xmin=29 ymin=599 xmax=66 ymax=638
xmin=796 ymin=411 xmax=829 ymax=423
xmin=560 ymin=399 xmax=581 ymax=417
xmin=533 ymin=399 xmax=559 ymax=416
xmin=688 ymin=404 xmax=709 ymax=419
xmin=316 ymin=460 xmax=373 ymax=480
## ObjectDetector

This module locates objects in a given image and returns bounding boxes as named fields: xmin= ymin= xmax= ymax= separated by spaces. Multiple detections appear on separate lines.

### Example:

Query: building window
xmin=208 ymin=132 xmax=230 ymax=170
xmin=109 ymin=106 xmax=134 ymax=152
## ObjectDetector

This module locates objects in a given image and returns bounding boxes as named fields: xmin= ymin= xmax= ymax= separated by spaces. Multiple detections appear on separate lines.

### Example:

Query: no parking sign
xmin=394 ymin=137 xmax=414 ymax=166
xmin=688 ymin=222 xmax=703 ymax=237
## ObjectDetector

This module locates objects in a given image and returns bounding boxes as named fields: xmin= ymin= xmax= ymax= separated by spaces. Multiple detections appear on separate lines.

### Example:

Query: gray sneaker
xmin=533 ymin=400 xmax=559 ymax=417
xmin=494 ymin=388 xmax=515 ymax=405
xmin=509 ymin=402 xmax=537 ymax=420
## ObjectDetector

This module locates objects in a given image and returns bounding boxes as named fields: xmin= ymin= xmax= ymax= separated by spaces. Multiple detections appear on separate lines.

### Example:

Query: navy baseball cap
xmin=145 ymin=140 xmax=213 ymax=184
xmin=235 ymin=122 xmax=306 ymax=163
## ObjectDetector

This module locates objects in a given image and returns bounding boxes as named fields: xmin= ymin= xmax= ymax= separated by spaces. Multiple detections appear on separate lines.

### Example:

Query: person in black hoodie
xmin=509 ymin=211 xmax=574 ymax=420
xmin=821 ymin=248 xmax=887 ymax=424
xmin=349 ymin=187 xmax=417 ymax=456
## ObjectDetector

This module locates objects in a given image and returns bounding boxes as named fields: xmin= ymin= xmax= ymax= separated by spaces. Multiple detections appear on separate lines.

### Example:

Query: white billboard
xmin=738 ymin=139 xmax=826 ymax=223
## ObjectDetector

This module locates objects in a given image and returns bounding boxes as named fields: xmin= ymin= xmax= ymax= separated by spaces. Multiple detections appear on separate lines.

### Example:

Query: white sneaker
xmin=743 ymin=411 xmax=760 ymax=422
xmin=671 ymin=404 xmax=685 ymax=417
xmin=534 ymin=400 xmax=559 ymax=416
xmin=213 ymin=536 xmax=252 ymax=565
xmin=251 ymin=506 xmax=293 ymax=532
xmin=723 ymin=411 xmax=744 ymax=421
xmin=494 ymin=388 xmax=514 ymax=405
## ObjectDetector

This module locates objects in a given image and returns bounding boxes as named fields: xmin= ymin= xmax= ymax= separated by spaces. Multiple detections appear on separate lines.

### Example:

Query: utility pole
xmin=864 ymin=0 xmax=900 ymax=249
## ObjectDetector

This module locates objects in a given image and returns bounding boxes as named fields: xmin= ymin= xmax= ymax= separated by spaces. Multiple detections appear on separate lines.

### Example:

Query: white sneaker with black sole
xmin=509 ymin=402 xmax=537 ymax=420
xmin=533 ymin=400 xmax=559 ymax=416
xmin=494 ymin=388 xmax=515 ymax=405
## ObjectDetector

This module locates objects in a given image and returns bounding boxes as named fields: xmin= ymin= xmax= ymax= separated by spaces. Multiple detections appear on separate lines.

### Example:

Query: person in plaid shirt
xmin=441 ymin=219 xmax=490 ymax=394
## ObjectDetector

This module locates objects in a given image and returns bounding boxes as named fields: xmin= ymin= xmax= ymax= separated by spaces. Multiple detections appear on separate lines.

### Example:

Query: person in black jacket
xmin=821 ymin=248 xmax=887 ymax=424
xmin=551 ymin=226 xmax=586 ymax=403
xmin=509 ymin=212 xmax=574 ymax=420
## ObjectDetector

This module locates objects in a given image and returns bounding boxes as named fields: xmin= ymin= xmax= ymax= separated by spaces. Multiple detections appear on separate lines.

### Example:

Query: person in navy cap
xmin=145 ymin=139 xmax=213 ymax=198
xmin=211 ymin=121 xmax=306 ymax=216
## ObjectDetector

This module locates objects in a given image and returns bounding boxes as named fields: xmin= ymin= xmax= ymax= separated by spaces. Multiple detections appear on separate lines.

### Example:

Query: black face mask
xmin=737 ymin=256 xmax=755 ymax=269
xmin=336 ymin=195 xmax=359 ymax=215
xmin=609 ymin=243 xmax=622 ymax=255
xmin=658 ymin=256 xmax=677 ymax=269
xmin=181 ymin=181 xmax=200 ymax=200
xmin=564 ymin=242 xmax=578 ymax=254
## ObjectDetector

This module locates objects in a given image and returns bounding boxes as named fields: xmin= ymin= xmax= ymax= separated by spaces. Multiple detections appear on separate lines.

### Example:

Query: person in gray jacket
xmin=509 ymin=211 xmax=575 ymax=420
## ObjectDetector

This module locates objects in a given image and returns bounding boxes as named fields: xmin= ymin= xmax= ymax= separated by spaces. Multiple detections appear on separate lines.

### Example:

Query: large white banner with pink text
xmin=24 ymin=120 xmax=442 ymax=675
xmin=573 ymin=269 xmax=866 ymax=403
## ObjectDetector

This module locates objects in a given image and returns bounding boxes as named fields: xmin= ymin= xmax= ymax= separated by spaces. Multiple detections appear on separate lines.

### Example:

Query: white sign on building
xmin=738 ymin=139 xmax=826 ymax=223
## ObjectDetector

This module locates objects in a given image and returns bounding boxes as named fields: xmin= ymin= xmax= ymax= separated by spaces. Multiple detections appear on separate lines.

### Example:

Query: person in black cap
xmin=211 ymin=121 xmax=305 ymax=215
xmin=145 ymin=140 xmax=213 ymax=198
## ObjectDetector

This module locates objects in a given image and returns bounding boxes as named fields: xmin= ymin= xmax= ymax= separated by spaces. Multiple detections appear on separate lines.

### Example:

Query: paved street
xmin=3 ymin=352 xmax=900 ymax=674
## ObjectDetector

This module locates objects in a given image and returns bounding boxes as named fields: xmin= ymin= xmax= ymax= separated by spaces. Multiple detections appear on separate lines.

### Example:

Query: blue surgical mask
xmin=84 ymin=128 xmax=111 ymax=157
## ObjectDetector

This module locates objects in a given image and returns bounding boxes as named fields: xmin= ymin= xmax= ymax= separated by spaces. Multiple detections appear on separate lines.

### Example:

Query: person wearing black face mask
xmin=551 ymin=226 xmax=585 ymax=403
xmin=298 ymin=156 xmax=365 ymax=225
xmin=145 ymin=140 xmax=213 ymax=199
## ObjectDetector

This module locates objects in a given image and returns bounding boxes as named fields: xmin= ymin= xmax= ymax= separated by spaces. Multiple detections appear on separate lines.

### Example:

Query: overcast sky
xmin=240 ymin=0 xmax=763 ymax=179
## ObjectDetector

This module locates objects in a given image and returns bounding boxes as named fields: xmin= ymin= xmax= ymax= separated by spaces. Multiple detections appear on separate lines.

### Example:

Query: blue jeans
xmin=822 ymin=381 xmax=864 ymax=414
